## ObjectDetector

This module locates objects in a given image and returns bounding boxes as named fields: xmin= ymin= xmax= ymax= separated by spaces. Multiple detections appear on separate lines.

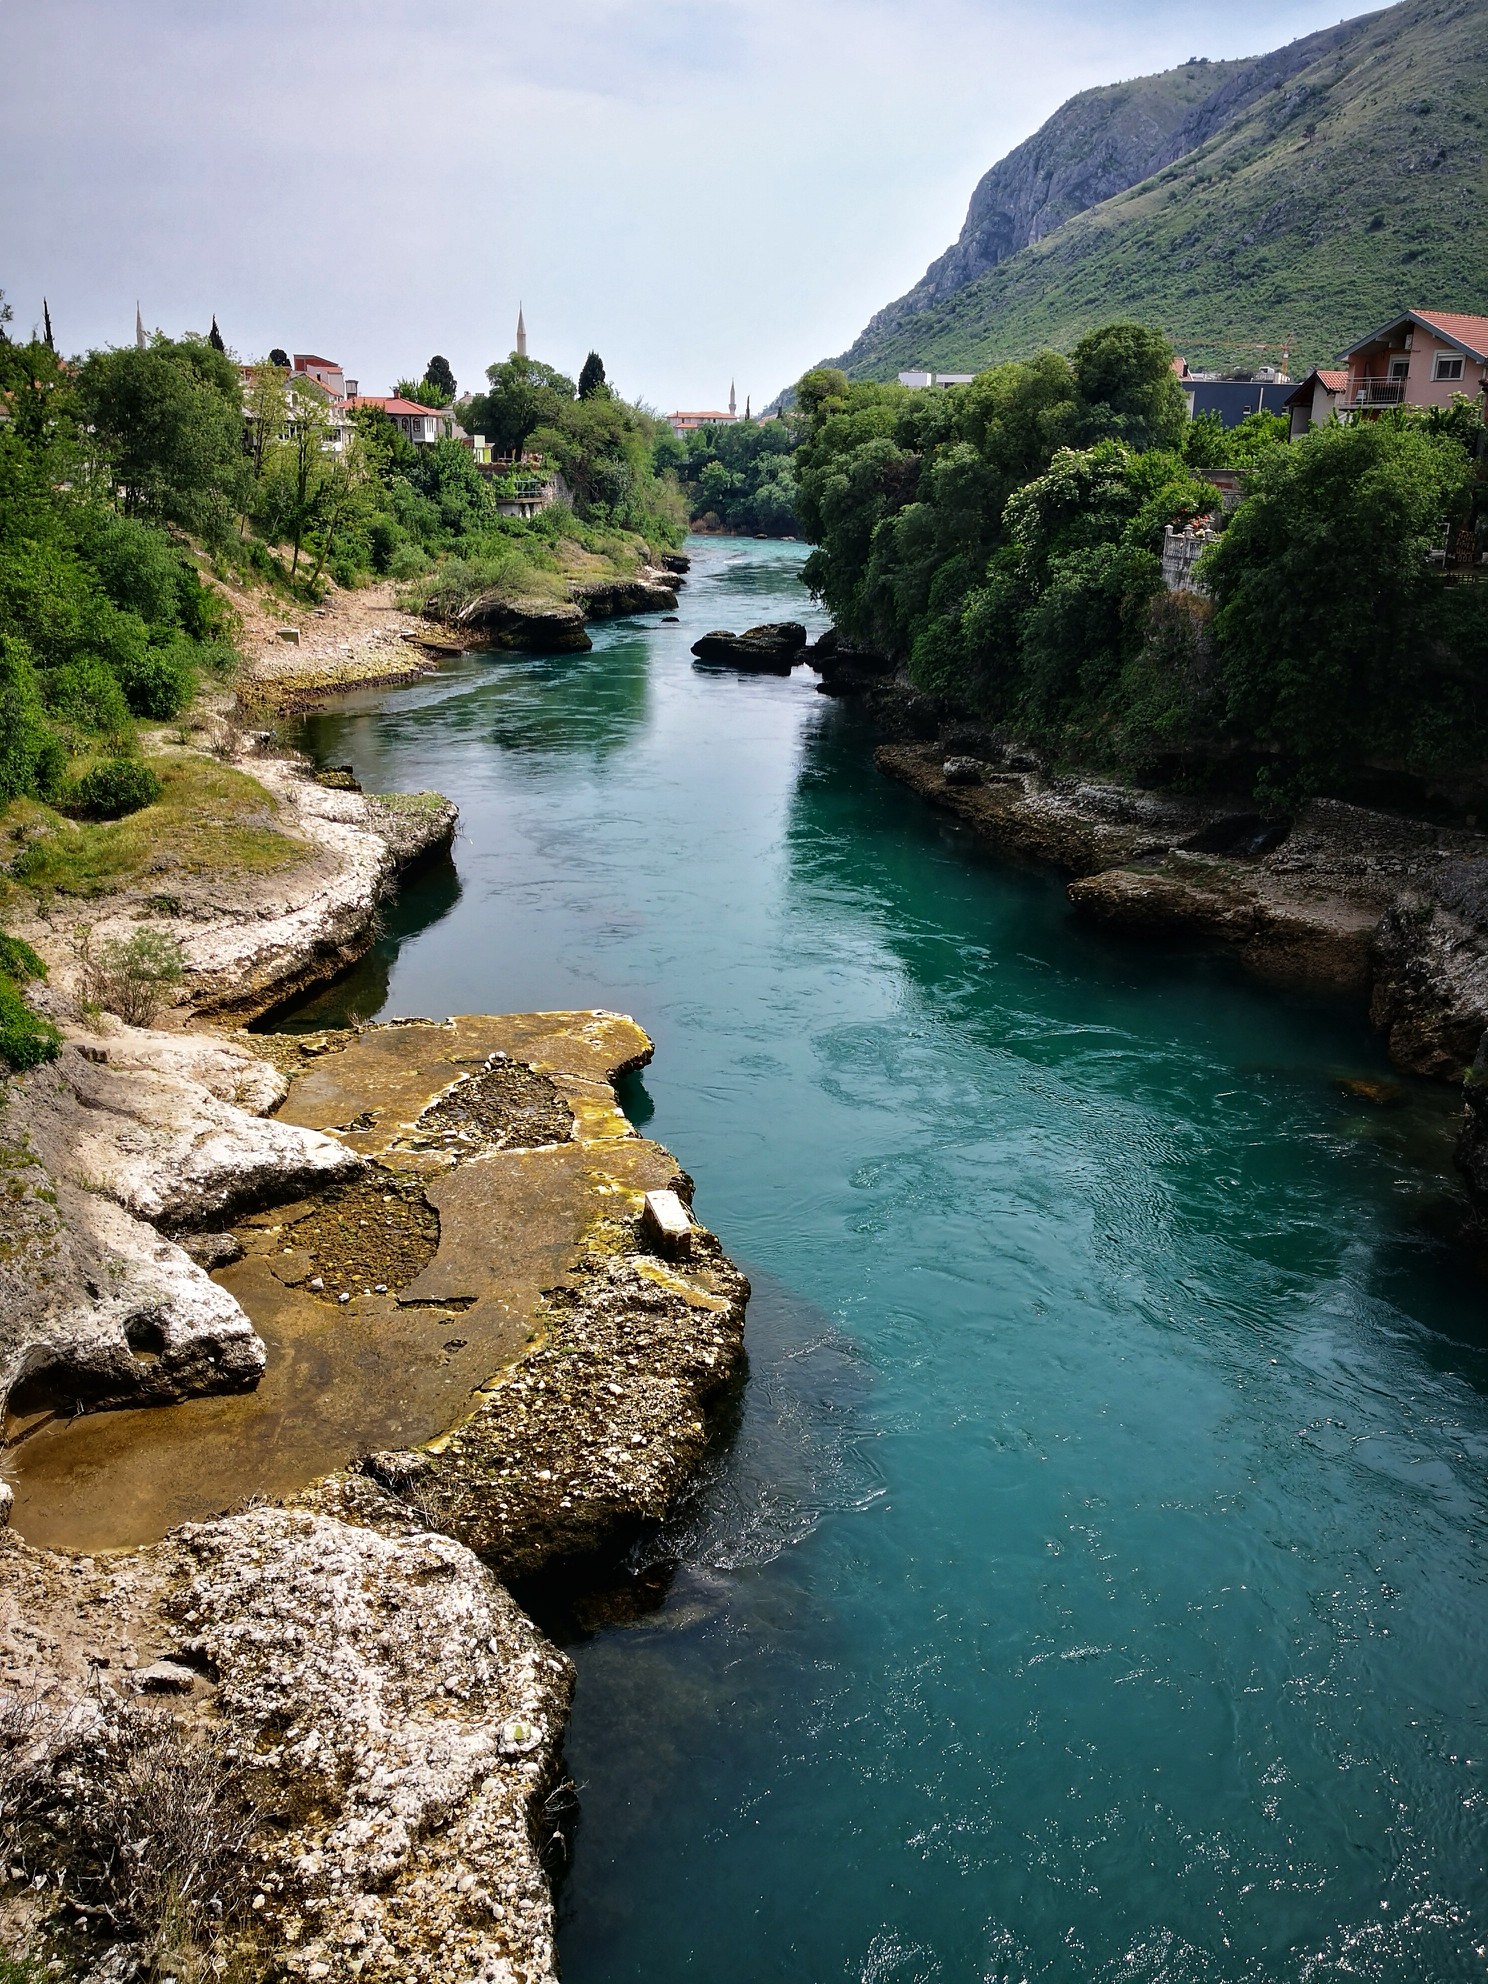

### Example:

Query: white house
xmin=346 ymin=395 xmax=458 ymax=445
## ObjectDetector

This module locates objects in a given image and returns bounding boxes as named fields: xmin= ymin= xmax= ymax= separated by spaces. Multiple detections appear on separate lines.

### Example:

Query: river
xmin=258 ymin=537 xmax=1487 ymax=1978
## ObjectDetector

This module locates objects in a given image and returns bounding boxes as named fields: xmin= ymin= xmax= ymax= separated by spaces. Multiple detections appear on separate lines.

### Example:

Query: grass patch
xmin=1 ymin=753 xmax=308 ymax=905
xmin=404 ymin=515 xmax=657 ymax=623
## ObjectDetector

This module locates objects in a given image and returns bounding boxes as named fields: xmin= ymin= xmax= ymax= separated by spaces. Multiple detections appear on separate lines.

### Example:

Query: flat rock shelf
xmin=9 ymin=1011 xmax=748 ymax=1560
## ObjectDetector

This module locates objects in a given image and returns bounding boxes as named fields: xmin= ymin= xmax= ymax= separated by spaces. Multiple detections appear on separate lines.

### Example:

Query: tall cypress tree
xmin=578 ymin=351 xmax=606 ymax=398
xmin=209 ymin=315 xmax=225 ymax=352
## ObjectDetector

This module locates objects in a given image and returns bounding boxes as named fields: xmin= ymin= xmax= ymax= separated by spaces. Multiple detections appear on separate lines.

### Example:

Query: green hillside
xmin=836 ymin=0 xmax=1488 ymax=379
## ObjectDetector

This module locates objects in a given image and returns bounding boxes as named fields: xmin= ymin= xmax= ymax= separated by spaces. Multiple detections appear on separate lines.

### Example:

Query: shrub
xmin=67 ymin=757 xmax=163 ymax=819
xmin=0 ymin=1692 xmax=260 ymax=1975
xmin=76 ymin=925 xmax=185 ymax=1024
xmin=0 ymin=634 xmax=64 ymax=803
xmin=43 ymin=653 xmax=133 ymax=733
xmin=387 ymin=542 xmax=431 ymax=581
xmin=0 ymin=977 xmax=59 ymax=1070
xmin=0 ymin=934 xmax=45 ymax=981
xmin=114 ymin=636 xmax=198 ymax=719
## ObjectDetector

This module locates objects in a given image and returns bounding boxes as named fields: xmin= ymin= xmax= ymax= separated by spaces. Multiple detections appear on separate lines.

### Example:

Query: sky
xmin=3 ymin=0 xmax=1368 ymax=411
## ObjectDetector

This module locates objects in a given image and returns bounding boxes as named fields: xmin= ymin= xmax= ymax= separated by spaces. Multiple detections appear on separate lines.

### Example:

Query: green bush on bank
xmin=0 ymin=930 xmax=59 ymax=1072
xmin=65 ymin=757 xmax=163 ymax=819
xmin=0 ymin=312 xmax=244 ymax=806
xmin=794 ymin=320 xmax=1488 ymax=798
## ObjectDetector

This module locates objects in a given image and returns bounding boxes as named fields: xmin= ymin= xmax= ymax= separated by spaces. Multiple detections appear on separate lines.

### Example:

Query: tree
xmin=1069 ymin=322 xmax=1188 ymax=453
xmin=423 ymin=354 xmax=456 ymax=401
xmin=578 ymin=351 xmax=607 ymax=399
xmin=268 ymin=347 xmax=290 ymax=368
xmin=257 ymin=390 xmax=335 ymax=578
xmin=0 ymin=634 xmax=61 ymax=802
xmin=208 ymin=316 xmax=225 ymax=353
xmin=796 ymin=368 xmax=849 ymax=423
xmin=463 ymin=354 xmax=576 ymax=454
xmin=305 ymin=429 xmax=375 ymax=590
xmin=77 ymin=338 xmax=246 ymax=543
xmin=1203 ymin=416 xmax=1480 ymax=788
xmin=241 ymin=360 xmax=290 ymax=535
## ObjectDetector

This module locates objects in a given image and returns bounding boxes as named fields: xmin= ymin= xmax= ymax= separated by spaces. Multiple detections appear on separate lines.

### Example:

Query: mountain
xmin=833 ymin=0 xmax=1488 ymax=379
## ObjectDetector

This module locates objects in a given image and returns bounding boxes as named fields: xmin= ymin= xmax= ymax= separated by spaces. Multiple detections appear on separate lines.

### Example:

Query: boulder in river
xmin=691 ymin=623 xmax=807 ymax=674
xmin=573 ymin=575 xmax=679 ymax=618
xmin=453 ymin=591 xmax=592 ymax=653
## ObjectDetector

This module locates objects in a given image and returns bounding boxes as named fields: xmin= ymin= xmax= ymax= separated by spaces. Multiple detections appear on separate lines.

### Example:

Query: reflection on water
xmin=259 ymin=841 xmax=462 ymax=1032
xmin=249 ymin=539 xmax=1487 ymax=1980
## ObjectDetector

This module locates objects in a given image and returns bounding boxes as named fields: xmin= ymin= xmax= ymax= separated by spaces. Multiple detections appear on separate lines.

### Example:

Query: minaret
xmin=516 ymin=304 xmax=527 ymax=359
xmin=136 ymin=302 xmax=146 ymax=349
xmin=729 ymin=379 xmax=736 ymax=418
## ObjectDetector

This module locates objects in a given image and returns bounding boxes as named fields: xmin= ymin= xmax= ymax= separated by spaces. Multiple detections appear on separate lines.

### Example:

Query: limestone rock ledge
xmin=0 ymin=1482 xmax=572 ymax=1984
xmin=182 ymin=763 xmax=457 ymax=1022
xmin=1 ymin=1011 xmax=751 ymax=1979
xmin=876 ymin=741 xmax=1488 ymax=1045
xmin=0 ymin=1023 xmax=359 ymax=1418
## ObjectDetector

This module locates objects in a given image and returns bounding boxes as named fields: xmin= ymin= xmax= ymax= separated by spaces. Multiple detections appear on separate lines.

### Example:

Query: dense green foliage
xmin=1204 ymin=419 xmax=1488 ymax=792
xmin=796 ymin=321 xmax=1488 ymax=797
xmin=835 ymin=0 xmax=1488 ymax=382
xmin=65 ymin=757 xmax=163 ymax=819
xmin=460 ymin=354 xmax=683 ymax=544
xmin=0 ymin=296 xmax=685 ymax=811
xmin=0 ymin=319 xmax=240 ymax=804
xmin=0 ymin=927 xmax=58 ymax=1072
xmin=674 ymin=414 xmax=803 ymax=534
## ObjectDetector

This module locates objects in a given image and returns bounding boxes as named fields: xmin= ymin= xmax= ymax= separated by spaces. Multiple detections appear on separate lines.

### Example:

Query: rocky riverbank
xmin=0 ymin=682 xmax=748 ymax=1979
xmin=784 ymin=635 xmax=1488 ymax=1228
xmin=1 ymin=1004 xmax=748 ymax=1982
xmin=443 ymin=561 xmax=685 ymax=657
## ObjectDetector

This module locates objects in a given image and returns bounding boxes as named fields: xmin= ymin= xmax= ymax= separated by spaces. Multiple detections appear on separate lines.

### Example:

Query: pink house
xmin=1338 ymin=309 xmax=1488 ymax=415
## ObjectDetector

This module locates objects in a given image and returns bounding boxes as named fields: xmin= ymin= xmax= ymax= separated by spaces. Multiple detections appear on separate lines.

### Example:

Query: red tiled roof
xmin=1410 ymin=310 xmax=1488 ymax=359
xmin=1317 ymin=370 xmax=1347 ymax=391
xmin=1342 ymin=310 xmax=1488 ymax=363
xmin=348 ymin=395 xmax=444 ymax=417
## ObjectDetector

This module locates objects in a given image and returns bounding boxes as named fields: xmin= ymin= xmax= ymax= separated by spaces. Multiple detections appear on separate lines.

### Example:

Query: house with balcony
xmin=345 ymin=395 xmax=458 ymax=445
xmin=1338 ymin=310 xmax=1488 ymax=415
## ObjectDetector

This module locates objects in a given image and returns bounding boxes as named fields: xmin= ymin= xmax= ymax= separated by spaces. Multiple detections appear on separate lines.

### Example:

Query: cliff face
xmin=830 ymin=0 xmax=1487 ymax=379
xmin=848 ymin=23 xmax=1357 ymax=356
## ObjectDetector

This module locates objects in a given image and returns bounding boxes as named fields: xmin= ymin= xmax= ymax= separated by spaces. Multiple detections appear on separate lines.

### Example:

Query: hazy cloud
xmin=4 ymin=0 xmax=1360 ymax=407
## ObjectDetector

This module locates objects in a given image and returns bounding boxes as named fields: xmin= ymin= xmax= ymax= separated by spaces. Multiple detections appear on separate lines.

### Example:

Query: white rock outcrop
xmin=0 ymin=1024 xmax=357 ymax=1416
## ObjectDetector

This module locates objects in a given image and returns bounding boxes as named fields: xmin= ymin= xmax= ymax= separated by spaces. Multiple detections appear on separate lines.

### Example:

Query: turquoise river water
xmin=290 ymin=538 xmax=1488 ymax=1983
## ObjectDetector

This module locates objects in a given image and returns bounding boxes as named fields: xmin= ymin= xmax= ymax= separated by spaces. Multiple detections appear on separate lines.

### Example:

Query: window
xmin=1434 ymin=354 xmax=1465 ymax=381
xmin=1389 ymin=358 xmax=1410 ymax=380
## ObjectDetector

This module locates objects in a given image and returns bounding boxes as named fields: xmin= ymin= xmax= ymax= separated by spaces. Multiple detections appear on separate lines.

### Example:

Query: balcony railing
xmin=1351 ymin=379 xmax=1406 ymax=406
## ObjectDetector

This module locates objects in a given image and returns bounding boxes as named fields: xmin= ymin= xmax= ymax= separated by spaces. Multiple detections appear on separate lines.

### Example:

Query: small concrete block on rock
xmin=641 ymin=1188 xmax=692 ymax=1258
xmin=276 ymin=627 xmax=301 ymax=644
